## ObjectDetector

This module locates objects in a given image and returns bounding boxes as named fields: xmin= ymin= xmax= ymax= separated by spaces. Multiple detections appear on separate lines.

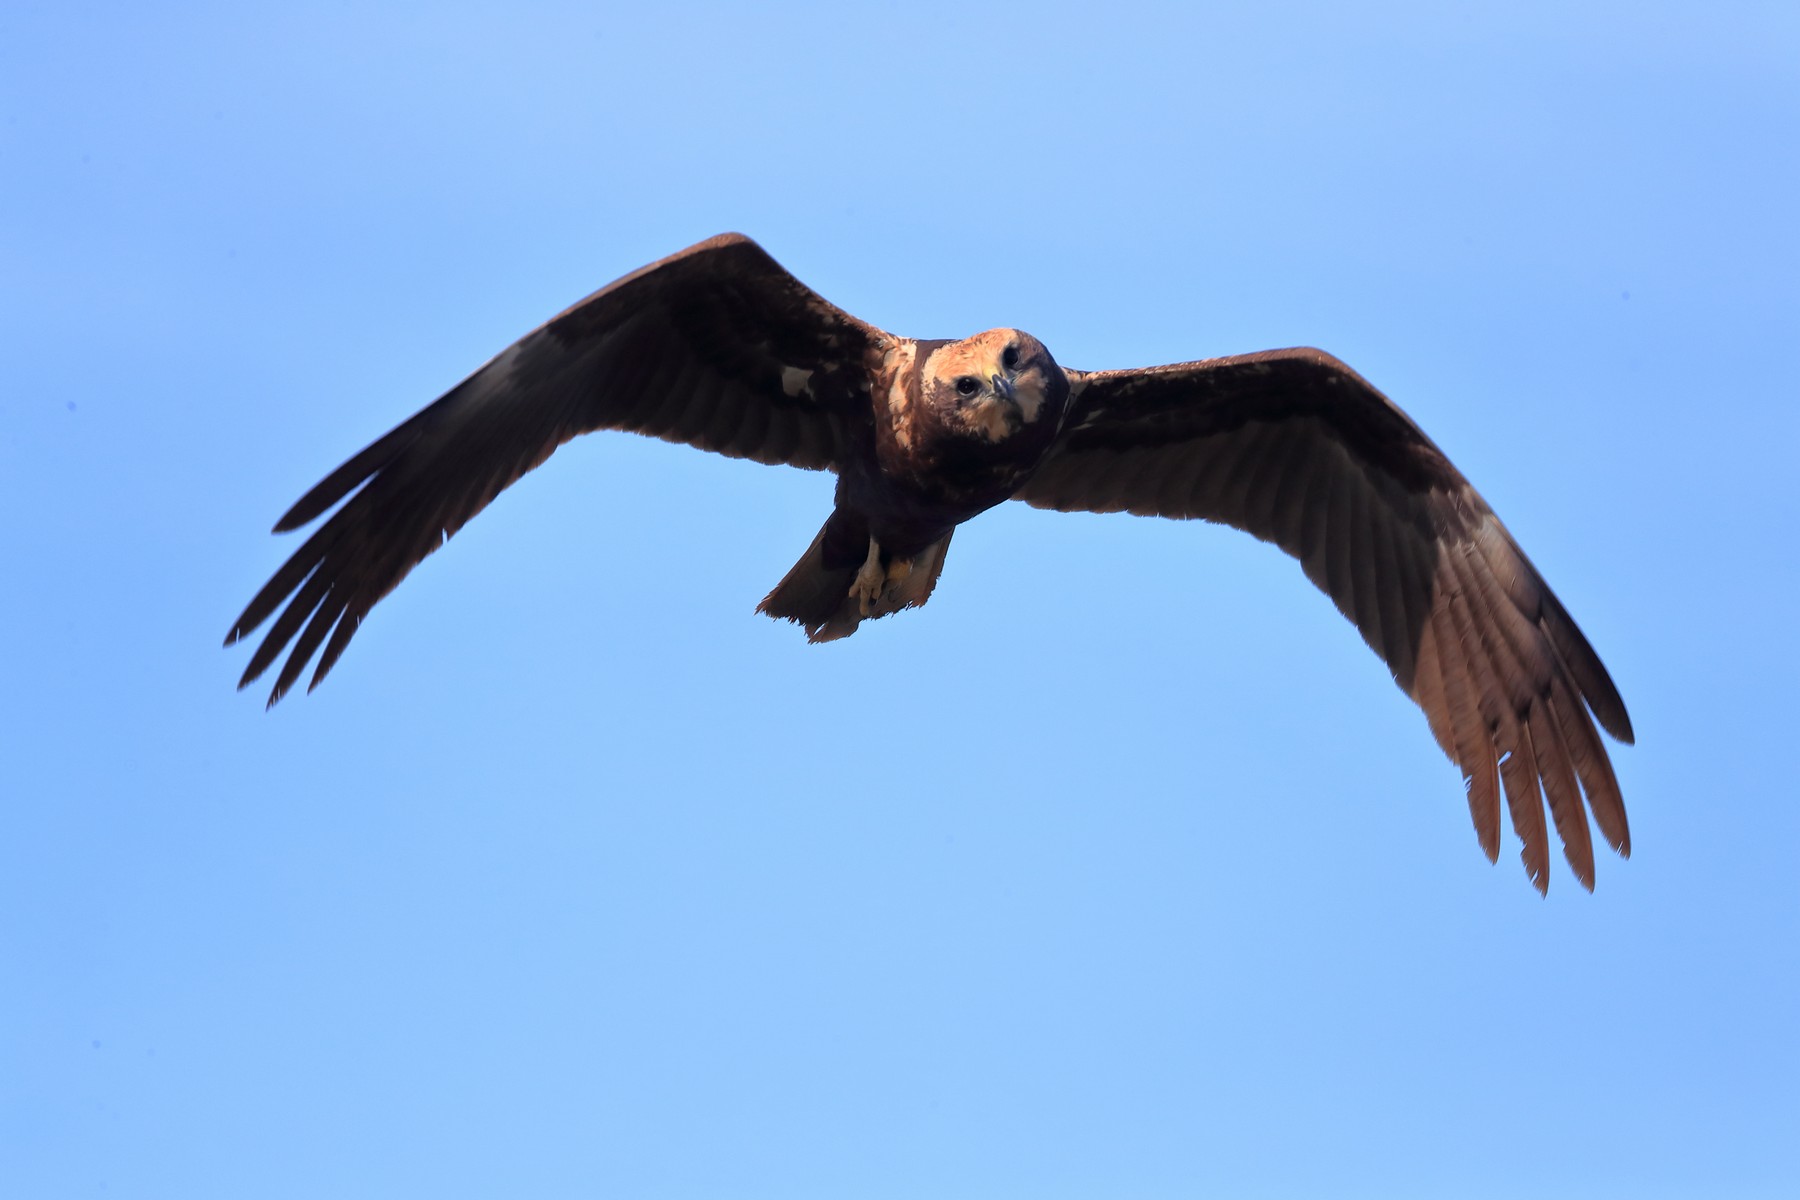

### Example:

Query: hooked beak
xmin=990 ymin=372 xmax=1016 ymax=402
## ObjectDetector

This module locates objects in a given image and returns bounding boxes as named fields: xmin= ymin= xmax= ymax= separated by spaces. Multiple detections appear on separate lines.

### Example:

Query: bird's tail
xmin=757 ymin=518 xmax=954 ymax=643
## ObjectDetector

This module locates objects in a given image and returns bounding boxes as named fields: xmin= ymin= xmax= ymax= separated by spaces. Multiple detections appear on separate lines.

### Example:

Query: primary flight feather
xmin=229 ymin=233 xmax=1633 ymax=893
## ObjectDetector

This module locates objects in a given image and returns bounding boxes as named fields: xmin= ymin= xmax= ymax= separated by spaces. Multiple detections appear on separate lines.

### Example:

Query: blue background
xmin=6 ymin=2 xmax=1797 ymax=1196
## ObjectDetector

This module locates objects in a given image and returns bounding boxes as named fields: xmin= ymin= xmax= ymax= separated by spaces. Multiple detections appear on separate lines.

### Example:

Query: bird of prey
xmin=229 ymin=233 xmax=1633 ymax=892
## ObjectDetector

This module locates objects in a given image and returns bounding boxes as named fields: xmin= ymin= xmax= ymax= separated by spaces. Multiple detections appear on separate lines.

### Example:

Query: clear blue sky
xmin=5 ymin=2 xmax=1797 ymax=1196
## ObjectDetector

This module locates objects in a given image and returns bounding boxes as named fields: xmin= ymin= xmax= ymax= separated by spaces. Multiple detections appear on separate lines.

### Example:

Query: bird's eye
xmin=1001 ymin=345 xmax=1020 ymax=370
xmin=954 ymin=376 xmax=980 ymax=396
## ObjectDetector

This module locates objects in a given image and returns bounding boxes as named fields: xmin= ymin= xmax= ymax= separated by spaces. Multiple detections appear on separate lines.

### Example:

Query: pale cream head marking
xmin=922 ymin=329 xmax=1054 ymax=443
xmin=886 ymin=341 xmax=919 ymax=449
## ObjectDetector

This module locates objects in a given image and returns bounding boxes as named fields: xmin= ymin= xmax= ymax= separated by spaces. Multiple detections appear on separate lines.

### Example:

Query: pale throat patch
xmin=965 ymin=397 xmax=1010 ymax=442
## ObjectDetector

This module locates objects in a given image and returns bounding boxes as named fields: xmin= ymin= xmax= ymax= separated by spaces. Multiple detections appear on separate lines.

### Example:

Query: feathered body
xmin=761 ymin=330 xmax=1074 ymax=638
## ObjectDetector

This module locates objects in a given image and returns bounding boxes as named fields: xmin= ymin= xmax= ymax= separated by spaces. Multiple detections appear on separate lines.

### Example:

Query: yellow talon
xmin=852 ymin=536 xmax=886 ymax=616
xmin=849 ymin=537 xmax=917 ymax=617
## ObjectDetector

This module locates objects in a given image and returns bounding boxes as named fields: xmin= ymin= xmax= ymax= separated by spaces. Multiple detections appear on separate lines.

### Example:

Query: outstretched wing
xmin=1017 ymin=348 xmax=1633 ymax=892
xmin=228 ymin=233 xmax=885 ymax=705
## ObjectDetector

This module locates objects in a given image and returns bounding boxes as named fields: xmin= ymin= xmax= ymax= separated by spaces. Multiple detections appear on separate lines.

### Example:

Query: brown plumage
xmin=229 ymin=233 xmax=1633 ymax=892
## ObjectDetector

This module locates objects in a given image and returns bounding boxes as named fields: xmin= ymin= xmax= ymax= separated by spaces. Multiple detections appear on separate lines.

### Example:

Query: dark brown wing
xmin=228 ymin=233 xmax=886 ymax=705
xmin=1017 ymin=348 xmax=1633 ymax=892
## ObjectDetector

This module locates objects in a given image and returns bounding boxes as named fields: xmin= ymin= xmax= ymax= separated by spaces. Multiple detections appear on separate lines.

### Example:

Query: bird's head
xmin=921 ymin=329 xmax=1065 ymax=444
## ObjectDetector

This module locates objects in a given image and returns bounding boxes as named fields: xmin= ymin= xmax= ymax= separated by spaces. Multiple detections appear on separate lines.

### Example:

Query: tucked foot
xmin=851 ymin=536 xmax=886 ymax=617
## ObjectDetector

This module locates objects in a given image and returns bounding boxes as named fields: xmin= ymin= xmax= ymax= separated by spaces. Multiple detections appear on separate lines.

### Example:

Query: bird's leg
xmin=851 ymin=536 xmax=886 ymax=616
xmin=850 ymin=536 xmax=918 ymax=616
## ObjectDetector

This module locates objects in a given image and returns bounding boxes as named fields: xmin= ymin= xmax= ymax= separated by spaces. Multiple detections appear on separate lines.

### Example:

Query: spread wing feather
xmin=227 ymin=233 xmax=884 ymax=705
xmin=1017 ymin=348 xmax=1633 ymax=891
